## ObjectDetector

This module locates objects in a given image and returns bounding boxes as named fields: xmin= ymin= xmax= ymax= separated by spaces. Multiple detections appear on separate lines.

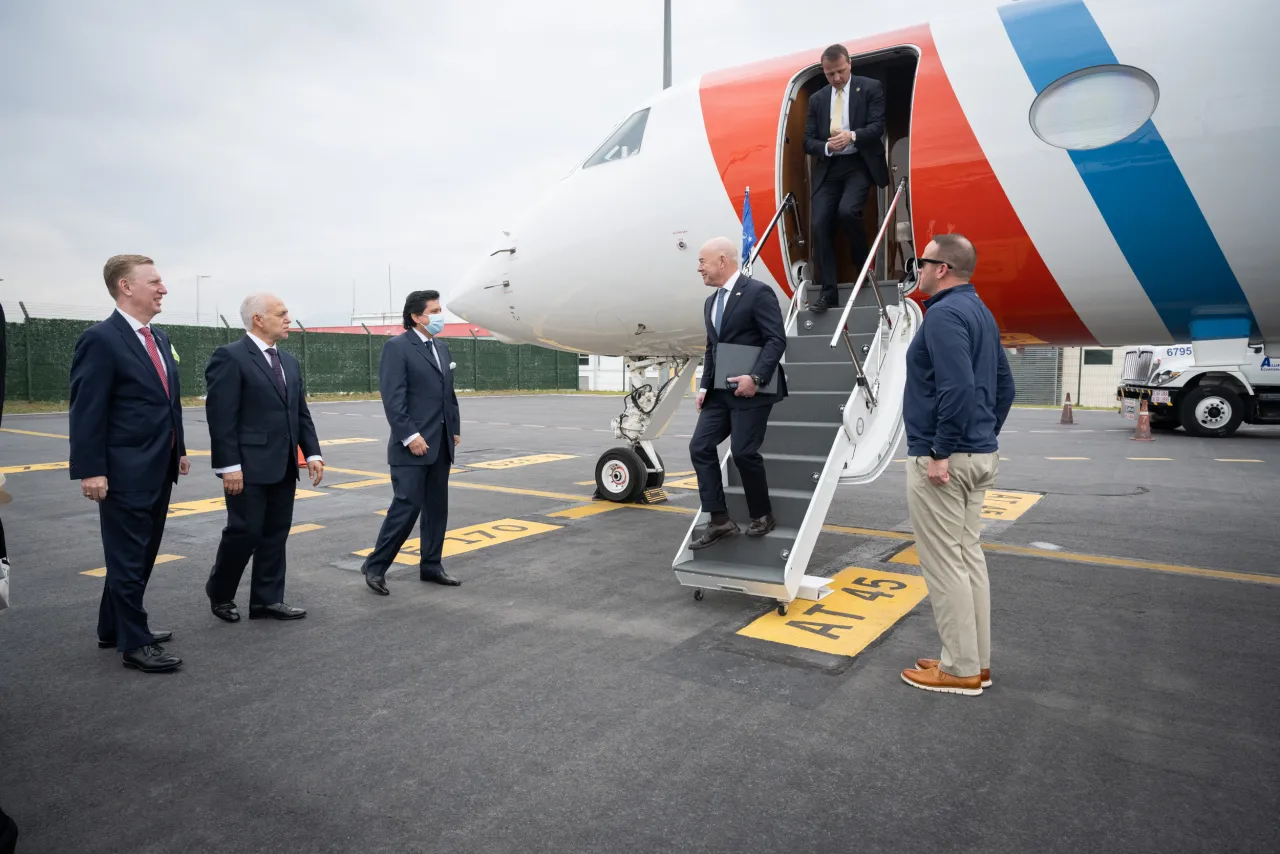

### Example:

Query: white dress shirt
xmin=403 ymin=328 xmax=445 ymax=447
xmin=712 ymin=271 xmax=740 ymax=336
xmin=115 ymin=307 xmax=160 ymax=350
xmin=825 ymin=81 xmax=857 ymax=157
xmin=213 ymin=332 xmax=323 ymax=475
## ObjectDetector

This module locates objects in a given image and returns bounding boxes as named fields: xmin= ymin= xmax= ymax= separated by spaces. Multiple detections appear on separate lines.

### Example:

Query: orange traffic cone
xmin=1060 ymin=393 xmax=1074 ymax=425
xmin=296 ymin=445 xmax=306 ymax=466
xmin=1130 ymin=398 xmax=1154 ymax=442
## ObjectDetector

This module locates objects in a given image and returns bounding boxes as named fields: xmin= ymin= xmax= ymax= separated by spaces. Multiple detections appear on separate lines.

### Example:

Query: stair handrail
xmin=827 ymin=177 xmax=908 ymax=351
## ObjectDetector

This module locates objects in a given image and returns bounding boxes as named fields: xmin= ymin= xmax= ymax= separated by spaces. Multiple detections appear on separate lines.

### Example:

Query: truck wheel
xmin=1150 ymin=412 xmax=1180 ymax=431
xmin=1179 ymin=386 xmax=1244 ymax=438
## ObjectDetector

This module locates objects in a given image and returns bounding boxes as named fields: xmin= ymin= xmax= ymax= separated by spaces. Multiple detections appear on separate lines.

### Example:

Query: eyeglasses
xmin=916 ymin=257 xmax=948 ymax=267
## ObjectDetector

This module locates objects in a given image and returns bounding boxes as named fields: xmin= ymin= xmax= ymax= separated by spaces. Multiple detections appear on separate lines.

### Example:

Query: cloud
xmin=0 ymin=0 xmax=996 ymax=326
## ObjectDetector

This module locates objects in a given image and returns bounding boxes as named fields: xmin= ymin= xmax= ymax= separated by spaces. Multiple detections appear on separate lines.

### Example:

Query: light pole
xmin=663 ymin=0 xmax=672 ymax=89
xmin=196 ymin=274 xmax=211 ymax=324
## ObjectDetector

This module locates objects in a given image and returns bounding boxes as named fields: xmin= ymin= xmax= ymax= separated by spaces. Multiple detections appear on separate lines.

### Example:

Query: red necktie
xmin=138 ymin=328 xmax=170 ymax=397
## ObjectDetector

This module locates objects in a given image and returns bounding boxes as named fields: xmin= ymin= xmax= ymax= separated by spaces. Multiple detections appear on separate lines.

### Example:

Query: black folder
xmin=711 ymin=343 xmax=778 ymax=394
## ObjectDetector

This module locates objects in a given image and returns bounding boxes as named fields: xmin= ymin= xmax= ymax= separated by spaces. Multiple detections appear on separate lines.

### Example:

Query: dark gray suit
xmin=364 ymin=331 xmax=461 ymax=578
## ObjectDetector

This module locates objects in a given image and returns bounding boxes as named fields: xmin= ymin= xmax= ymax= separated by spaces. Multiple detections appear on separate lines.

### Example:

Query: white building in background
xmin=1060 ymin=346 xmax=1125 ymax=407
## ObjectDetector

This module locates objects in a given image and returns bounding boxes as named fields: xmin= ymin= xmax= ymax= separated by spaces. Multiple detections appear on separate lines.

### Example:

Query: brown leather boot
xmin=917 ymin=658 xmax=991 ymax=688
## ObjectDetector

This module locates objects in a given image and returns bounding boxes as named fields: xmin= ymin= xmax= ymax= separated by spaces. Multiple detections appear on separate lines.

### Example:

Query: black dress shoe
xmin=746 ymin=514 xmax=776 ymax=538
xmin=210 ymin=601 xmax=240 ymax=623
xmin=249 ymin=603 xmax=307 ymax=620
xmin=99 ymin=630 xmax=172 ymax=649
xmin=420 ymin=566 xmax=460 ymax=586
xmin=364 ymin=568 xmax=389 ymax=596
xmin=689 ymin=518 xmax=740 ymax=550
xmin=810 ymin=298 xmax=830 ymax=314
xmin=122 ymin=643 xmax=182 ymax=673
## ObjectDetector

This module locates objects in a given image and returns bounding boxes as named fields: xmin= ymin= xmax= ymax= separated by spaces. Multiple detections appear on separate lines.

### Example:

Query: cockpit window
xmin=583 ymin=109 xmax=649 ymax=168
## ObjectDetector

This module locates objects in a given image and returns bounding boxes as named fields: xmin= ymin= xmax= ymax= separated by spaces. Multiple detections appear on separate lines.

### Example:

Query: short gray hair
xmin=701 ymin=236 xmax=739 ymax=265
xmin=239 ymin=293 xmax=274 ymax=330
xmin=931 ymin=234 xmax=977 ymax=279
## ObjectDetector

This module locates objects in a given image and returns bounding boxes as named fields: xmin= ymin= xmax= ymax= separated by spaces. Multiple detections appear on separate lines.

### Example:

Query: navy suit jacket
xmin=379 ymin=331 xmax=461 ymax=467
xmin=69 ymin=310 xmax=187 ymax=490
xmin=803 ymin=76 xmax=889 ymax=190
xmin=204 ymin=336 xmax=321 ymax=485
xmin=699 ymin=275 xmax=788 ymax=410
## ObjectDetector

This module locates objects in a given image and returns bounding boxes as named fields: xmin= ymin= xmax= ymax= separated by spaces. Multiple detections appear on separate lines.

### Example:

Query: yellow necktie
xmin=831 ymin=88 xmax=844 ymax=137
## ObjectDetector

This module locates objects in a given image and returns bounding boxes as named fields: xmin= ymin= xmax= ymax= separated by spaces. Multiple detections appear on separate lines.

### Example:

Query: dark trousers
xmin=207 ymin=473 xmax=297 ymax=608
xmin=689 ymin=392 xmax=773 ymax=519
xmin=97 ymin=481 xmax=173 ymax=652
xmin=812 ymin=156 xmax=874 ymax=304
xmin=0 ymin=800 xmax=16 ymax=854
xmin=366 ymin=427 xmax=451 ymax=576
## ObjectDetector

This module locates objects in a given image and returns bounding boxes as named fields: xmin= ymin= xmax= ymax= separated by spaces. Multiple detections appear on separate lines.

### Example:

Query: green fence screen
xmin=3 ymin=319 xmax=580 ymax=402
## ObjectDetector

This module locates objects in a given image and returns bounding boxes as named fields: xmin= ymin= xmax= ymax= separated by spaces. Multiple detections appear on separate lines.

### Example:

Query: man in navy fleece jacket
xmin=900 ymin=233 xmax=1015 ymax=697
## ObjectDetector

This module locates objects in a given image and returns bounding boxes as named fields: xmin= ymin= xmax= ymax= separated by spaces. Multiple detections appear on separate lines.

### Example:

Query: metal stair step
xmin=683 ymin=525 xmax=800 ymax=571
xmin=725 ymin=486 xmax=814 ymax=529
xmin=726 ymin=452 xmax=826 ymax=493
xmin=673 ymin=558 xmax=786 ymax=588
xmin=786 ymin=332 xmax=874 ymax=364
xmin=760 ymin=421 xmax=840 ymax=457
xmin=770 ymin=390 xmax=846 ymax=425
xmin=782 ymin=361 xmax=859 ymax=392
xmin=794 ymin=303 xmax=882 ymax=337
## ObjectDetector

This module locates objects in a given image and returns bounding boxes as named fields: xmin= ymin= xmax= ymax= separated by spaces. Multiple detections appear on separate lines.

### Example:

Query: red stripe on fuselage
xmin=698 ymin=24 xmax=1094 ymax=344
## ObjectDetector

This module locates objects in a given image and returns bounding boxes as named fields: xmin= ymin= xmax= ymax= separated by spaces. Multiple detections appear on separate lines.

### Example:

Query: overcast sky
xmin=0 ymin=0 xmax=993 ymax=326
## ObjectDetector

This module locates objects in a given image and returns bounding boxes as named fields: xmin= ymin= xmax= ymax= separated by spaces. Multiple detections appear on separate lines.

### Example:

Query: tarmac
xmin=0 ymin=394 xmax=1277 ymax=853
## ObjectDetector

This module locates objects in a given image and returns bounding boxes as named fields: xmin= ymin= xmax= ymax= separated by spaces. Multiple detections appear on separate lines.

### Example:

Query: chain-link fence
xmin=1007 ymin=346 xmax=1063 ymax=406
xmin=2 ymin=311 xmax=578 ymax=402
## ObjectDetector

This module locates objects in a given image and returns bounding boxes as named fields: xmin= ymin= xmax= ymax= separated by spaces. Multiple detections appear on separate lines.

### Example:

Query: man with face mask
xmin=362 ymin=290 xmax=463 ymax=596
xmin=900 ymin=234 xmax=1015 ymax=697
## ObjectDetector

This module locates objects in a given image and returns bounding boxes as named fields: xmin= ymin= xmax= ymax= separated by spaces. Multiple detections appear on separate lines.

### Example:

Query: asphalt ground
xmin=0 ymin=395 xmax=1277 ymax=853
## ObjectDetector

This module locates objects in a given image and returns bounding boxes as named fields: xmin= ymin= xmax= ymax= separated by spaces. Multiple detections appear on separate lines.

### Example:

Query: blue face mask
xmin=424 ymin=315 xmax=445 ymax=336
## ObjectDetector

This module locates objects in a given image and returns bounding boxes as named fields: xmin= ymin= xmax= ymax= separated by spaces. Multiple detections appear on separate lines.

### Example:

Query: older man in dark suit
xmin=69 ymin=255 xmax=191 ymax=673
xmin=803 ymin=43 xmax=889 ymax=314
xmin=687 ymin=237 xmax=788 ymax=550
xmin=362 ymin=290 xmax=462 ymax=596
xmin=204 ymin=293 xmax=323 ymax=623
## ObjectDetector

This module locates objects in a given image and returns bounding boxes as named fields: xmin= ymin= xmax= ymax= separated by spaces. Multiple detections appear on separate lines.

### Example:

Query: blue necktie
xmin=714 ymin=289 xmax=726 ymax=335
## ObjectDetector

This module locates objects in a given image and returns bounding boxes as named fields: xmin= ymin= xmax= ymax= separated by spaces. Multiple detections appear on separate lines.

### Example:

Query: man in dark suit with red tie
xmin=204 ymin=293 xmax=323 ymax=623
xmin=69 ymin=255 xmax=191 ymax=673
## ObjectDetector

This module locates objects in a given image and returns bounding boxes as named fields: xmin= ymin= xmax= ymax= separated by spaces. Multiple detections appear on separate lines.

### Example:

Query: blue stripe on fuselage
xmin=999 ymin=0 xmax=1257 ymax=342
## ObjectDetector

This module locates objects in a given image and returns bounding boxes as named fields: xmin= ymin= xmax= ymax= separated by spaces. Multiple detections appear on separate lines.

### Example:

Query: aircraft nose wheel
xmin=595 ymin=447 xmax=646 ymax=503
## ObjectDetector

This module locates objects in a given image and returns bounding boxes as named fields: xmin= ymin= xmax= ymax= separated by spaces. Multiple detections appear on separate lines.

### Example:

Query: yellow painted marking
xmin=666 ymin=476 xmax=700 ymax=490
xmin=318 ymin=437 xmax=377 ymax=447
xmin=353 ymin=517 xmax=561 ymax=565
xmin=0 ymin=460 xmax=69 ymax=474
xmin=981 ymin=490 xmax=1043 ymax=521
xmin=890 ymin=545 xmax=920 ymax=566
xmin=187 ymin=450 xmax=211 ymax=457
xmin=331 ymin=478 xmax=390 ymax=490
xmin=737 ymin=567 xmax=928 ymax=657
xmin=982 ymin=543 xmax=1280 ymax=586
xmin=893 ymin=458 xmax=907 ymax=463
xmin=547 ymin=502 xmax=626 ymax=519
xmin=167 ymin=489 xmax=324 ymax=518
xmin=0 ymin=427 xmax=69 ymax=439
xmin=821 ymin=523 xmax=910 ymax=541
xmin=289 ymin=523 xmax=324 ymax=534
xmin=1045 ymin=457 xmax=1090 ymax=461
xmin=1215 ymin=459 xmax=1263 ymax=463
xmin=468 ymin=453 xmax=577 ymax=470
xmin=82 ymin=554 xmax=183 ymax=577
xmin=324 ymin=466 xmax=387 ymax=477
xmin=1127 ymin=457 xmax=1174 ymax=461
xmin=451 ymin=482 xmax=591 ymax=502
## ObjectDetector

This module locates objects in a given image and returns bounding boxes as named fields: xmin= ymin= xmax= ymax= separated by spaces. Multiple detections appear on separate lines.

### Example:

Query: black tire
xmin=1150 ymin=413 xmax=1180 ymax=431
xmin=595 ymin=447 xmax=647 ymax=503
xmin=1179 ymin=385 xmax=1244 ymax=438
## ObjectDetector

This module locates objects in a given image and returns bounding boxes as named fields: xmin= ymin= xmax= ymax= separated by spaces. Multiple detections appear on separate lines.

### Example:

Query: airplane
xmin=448 ymin=0 xmax=1278 ymax=608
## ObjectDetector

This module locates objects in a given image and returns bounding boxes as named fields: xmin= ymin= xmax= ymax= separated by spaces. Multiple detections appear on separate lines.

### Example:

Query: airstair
xmin=672 ymin=180 xmax=921 ymax=613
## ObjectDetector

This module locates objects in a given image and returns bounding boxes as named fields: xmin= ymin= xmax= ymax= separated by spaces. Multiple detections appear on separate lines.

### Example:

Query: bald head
xmin=697 ymin=236 xmax=740 ymax=287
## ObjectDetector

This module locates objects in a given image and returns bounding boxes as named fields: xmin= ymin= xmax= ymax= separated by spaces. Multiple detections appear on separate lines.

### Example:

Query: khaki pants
xmin=906 ymin=452 xmax=999 ymax=678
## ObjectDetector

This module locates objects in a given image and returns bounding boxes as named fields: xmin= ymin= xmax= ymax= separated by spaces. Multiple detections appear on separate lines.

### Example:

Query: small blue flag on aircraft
xmin=741 ymin=187 xmax=757 ymax=266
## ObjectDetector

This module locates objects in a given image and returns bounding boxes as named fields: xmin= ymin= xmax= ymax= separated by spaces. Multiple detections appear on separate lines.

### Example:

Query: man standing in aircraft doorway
xmin=687 ymin=237 xmax=787 ymax=550
xmin=804 ymin=43 xmax=889 ymax=314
